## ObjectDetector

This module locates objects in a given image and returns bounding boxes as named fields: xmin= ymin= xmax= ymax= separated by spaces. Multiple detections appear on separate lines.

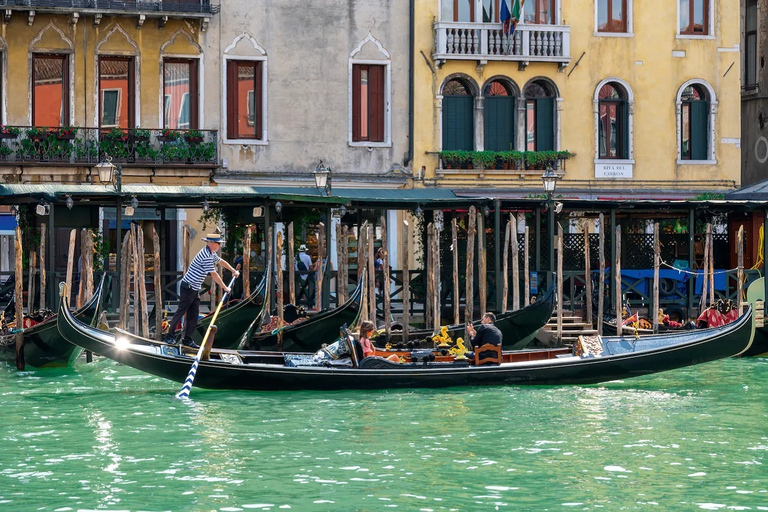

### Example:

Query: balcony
xmin=0 ymin=126 xmax=218 ymax=168
xmin=0 ymin=0 xmax=219 ymax=25
xmin=434 ymin=22 xmax=570 ymax=69
xmin=435 ymin=150 xmax=571 ymax=179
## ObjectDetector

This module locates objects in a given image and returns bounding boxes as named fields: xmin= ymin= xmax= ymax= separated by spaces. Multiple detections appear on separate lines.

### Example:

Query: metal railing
xmin=0 ymin=126 xmax=218 ymax=167
xmin=0 ymin=0 xmax=219 ymax=14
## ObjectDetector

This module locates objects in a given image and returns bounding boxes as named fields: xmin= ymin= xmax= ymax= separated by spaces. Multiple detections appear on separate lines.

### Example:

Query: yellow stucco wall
xmin=413 ymin=0 xmax=741 ymax=190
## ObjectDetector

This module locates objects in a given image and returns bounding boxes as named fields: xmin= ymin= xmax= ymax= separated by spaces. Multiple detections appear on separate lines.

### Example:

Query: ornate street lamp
xmin=95 ymin=155 xmax=121 ymax=193
xmin=313 ymin=161 xmax=332 ymax=196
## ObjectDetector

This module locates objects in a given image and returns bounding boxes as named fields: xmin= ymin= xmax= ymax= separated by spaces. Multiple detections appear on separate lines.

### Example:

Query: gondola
xmin=244 ymin=276 xmax=365 ymax=352
xmin=742 ymin=278 xmax=768 ymax=357
xmin=57 ymin=288 xmax=755 ymax=390
xmin=1 ymin=274 xmax=108 ymax=368
xmin=376 ymin=285 xmax=555 ymax=351
xmin=192 ymin=267 xmax=269 ymax=349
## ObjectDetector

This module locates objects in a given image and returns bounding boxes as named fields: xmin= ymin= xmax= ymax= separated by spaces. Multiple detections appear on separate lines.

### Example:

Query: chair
xmin=693 ymin=240 xmax=705 ymax=269
xmin=473 ymin=343 xmax=502 ymax=366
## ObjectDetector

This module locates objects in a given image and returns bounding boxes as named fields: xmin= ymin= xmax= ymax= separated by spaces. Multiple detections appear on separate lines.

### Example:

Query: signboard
xmin=756 ymin=299 xmax=764 ymax=328
xmin=595 ymin=163 xmax=633 ymax=179
xmin=530 ymin=272 xmax=538 ymax=295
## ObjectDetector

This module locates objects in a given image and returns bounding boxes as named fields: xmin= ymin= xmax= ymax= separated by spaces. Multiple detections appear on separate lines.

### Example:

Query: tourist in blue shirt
xmin=164 ymin=232 xmax=239 ymax=349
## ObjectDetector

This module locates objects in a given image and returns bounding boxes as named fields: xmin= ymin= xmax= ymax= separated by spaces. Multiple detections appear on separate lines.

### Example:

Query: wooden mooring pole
xmin=597 ymin=214 xmax=605 ymax=335
xmin=153 ymin=225 xmax=162 ymax=341
xmin=276 ymin=231 xmax=284 ymax=350
xmin=465 ymin=206 xmax=476 ymax=329
xmin=381 ymin=215 xmax=391 ymax=337
xmin=402 ymin=220 xmax=410 ymax=341
xmin=557 ymin=224 xmax=563 ymax=344
xmin=614 ymin=225 xmax=622 ymax=329
xmin=653 ymin=222 xmax=660 ymax=334
xmin=451 ymin=218 xmax=460 ymax=325
xmin=738 ymin=225 xmax=744 ymax=314
xmin=14 ymin=226 xmax=24 ymax=370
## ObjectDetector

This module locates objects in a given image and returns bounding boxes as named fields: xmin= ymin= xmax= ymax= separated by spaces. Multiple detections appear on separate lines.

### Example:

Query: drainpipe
xmin=405 ymin=0 xmax=414 ymax=168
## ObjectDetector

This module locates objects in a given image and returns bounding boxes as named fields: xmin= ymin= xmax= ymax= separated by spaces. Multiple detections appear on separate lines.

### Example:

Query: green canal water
xmin=1 ymin=357 xmax=767 ymax=511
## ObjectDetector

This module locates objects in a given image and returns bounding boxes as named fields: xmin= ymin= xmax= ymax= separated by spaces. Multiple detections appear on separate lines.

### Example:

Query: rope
xmin=750 ymin=225 xmax=764 ymax=271
xmin=660 ymin=260 xmax=739 ymax=276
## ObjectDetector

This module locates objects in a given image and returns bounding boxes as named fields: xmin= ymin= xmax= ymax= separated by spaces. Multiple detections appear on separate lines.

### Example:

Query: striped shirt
xmin=182 ymin=246 xmax=221 ymax=290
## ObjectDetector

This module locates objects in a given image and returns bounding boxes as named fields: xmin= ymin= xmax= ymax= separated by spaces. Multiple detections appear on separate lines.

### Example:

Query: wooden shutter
xmin=368 ymin=65 xmax=385 ymax=142
xmin=691 ymin=101 xmax=709 ymax=160
xmin=352 ymin=64 xmax=361 ymax=141
xmin=442 ymin=96 xmax=474 ymax=150
xmin=254 ymin=61 xmax=262 ymax=138
xmin=484 ymin=96 xmax=515 ymax=151
xmin=189 ymin=59 xmax=199 ymax=129
xmin=535 ymin=98 xmax=554 ymax=151
xmin=226 ymin=60 xmax=238 ymax=138
xmin=61 ymin=55 xmax=70 ymax=126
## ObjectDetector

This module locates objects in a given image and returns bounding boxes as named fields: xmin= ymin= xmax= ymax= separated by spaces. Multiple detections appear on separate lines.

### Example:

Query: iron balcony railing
xmin=0 ymin=0 xmax=219 ymax=14
xmin=0 ymin=126 xmax=218 ymax=166
xmin=434 ymin=22 xmax=570 ymax=66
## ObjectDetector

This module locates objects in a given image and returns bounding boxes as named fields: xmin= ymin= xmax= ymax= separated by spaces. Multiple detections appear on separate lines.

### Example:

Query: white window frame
xmin=349 ymin=34 xmax=392 ymax=148
xmin=593 ymin=0 xmax=634 ymax=37
xmin=675 ymin=79 xmax=717 ymax=164
xmin=100 ymin=88 xmax=121 ymax=128
xmin=676 ymin=0 xmax=715 ymax=40
xmin=593 ymin=77 xmax=635 ymax=164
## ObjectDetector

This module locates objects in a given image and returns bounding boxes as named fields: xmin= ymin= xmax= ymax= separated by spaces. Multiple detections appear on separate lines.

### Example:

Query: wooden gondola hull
xmin=57 ymin=289 xmax=755 ymax=390
xmin=742 ymin=278 xmax=768 ymax=357
xmin=1 ymin=275 xmax=108 ymax=368
xmin=193 ymin=271 xmax=267 ymax=349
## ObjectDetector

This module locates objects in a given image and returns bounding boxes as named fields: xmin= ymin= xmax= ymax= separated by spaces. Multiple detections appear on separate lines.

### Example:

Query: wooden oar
xmin=176 ymin=275 xmax=238 ymax=399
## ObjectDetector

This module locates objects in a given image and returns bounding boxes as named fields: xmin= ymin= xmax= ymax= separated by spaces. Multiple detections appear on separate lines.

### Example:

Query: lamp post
xmin=542 ymin=167 xmax=560 ymax=288
xmin=313 ymin=161 xmax=332 ymax=196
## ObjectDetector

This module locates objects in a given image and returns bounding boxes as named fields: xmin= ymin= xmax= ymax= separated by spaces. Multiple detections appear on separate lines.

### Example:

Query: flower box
xmin=185 ymin=136 xmax=204 ymax=144
xmin=0 ymin=132 xmax=18 ymax=140
xmin=56 ymin=133 xmax=76 ymax=140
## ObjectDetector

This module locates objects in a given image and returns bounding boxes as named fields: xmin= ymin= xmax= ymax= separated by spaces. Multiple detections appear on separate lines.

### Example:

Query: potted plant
xmin=132 ymin=127 xmax=151 ymax=142
xmin=26 ymin=127 xmax=52 ymax=143
xmin=501 ymin=150 xmax=524 ymax=170
xmin=56 ymin=126 xmax=78 ymax=140
xmin=471 ymin=151 xmax=498 ymax=170
xmin=0 ymin=126 xmax=20 ymax=140
xmin=0 ymin=144 xmax=13 ymax=158
xmin=158 ymin=129 xmax=182 ymax=142
xmin=102 ymin=128 xmax=129 ymax=141
xmin=184 ymin=129 xmax=204 ymax=144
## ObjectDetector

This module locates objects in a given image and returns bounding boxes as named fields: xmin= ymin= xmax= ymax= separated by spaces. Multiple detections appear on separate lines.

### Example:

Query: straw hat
xmin=202 ymin=233 xmax=226 ymax=244
xmin=298 ymin=244 xmax=308 ymax=252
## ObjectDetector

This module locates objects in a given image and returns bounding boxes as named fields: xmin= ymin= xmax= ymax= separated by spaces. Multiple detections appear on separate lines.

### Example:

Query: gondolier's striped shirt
xmin=182 ymin=246 xmax=221 ymax=291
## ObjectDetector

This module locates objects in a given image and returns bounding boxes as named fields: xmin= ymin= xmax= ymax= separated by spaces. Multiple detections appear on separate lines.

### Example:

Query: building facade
xmin=413 ymin=0 xmax=742 ymax=198
xmin=742 ymin=0 xmax=768 ymax=185
xmin=211 ymin=0 xmax=412 ymax=190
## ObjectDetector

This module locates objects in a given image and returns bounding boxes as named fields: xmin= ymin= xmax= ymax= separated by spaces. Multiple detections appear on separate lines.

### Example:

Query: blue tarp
xmin=0 ymin=214 xmax=17 ymax=234
xmin=598 ymin=267 xmax=725 ymax=295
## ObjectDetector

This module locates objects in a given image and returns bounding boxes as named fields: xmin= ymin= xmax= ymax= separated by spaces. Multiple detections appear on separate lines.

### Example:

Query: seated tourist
xmin=466 ymin=312 xmax=502 ymax=362
xmin=358 ymin=320 xmax=400 ymax=362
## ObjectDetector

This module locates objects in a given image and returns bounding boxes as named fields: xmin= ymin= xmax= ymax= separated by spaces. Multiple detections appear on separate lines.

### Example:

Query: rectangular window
xmin=745 ymin=0 xmax=757 ymax=89
xmin=163 ymin=59 xmax=198 ymax=129
xmin=443 ymin=0 xmax=474 ymax=21
xmin=352 ymin=64 xmax=385 ymax=143
xmin=32 ymin=54 xmax=69 ymax=126
xmin=680 ymin=0 xmax=708 ymax=35
xmin=524 ymin=0 xmax=555 ymax=24
xmin=226 ymin=60 xmax=262 ymax=140
xmin=99 ymin=57 xmax=134 ymax=129
xmin=598 ymin=0 xmax=627 ymax=32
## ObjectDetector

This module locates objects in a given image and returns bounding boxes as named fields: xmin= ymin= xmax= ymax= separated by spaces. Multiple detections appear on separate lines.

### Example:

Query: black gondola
xmin=1 ymin=274 xmax=108 ymax=368
xmin=57 ymin=288 xmax=755 ymax=390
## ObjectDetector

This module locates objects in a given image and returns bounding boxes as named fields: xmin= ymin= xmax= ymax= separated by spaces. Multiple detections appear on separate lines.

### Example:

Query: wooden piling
xmin=433 ymin=221 xmax=441 ymax=333
xmin=77 ymin=228 xmax=87 ymax=308
xmin=402 ymin=220 xmax=410 ymax=341
xmin=85 ymin=229 xmax=94 ymax=302
xmin=341 ymin=225 xmax=349 ymax=304
xmin=130 ymin=223 xmax=140 ymax=334
xmin=39 ymin=223 xmax=46 ymax=311
xmin=557 ymin=224 xmax=563 ymax=344
xmin=708 ymin=224 xmax=715 ymax=307
xmin=477 ymin=210 xmax=486 ymax=315
xmin=243 ymin=226 xmax=251 ymax=298
xmin=425 ymin=223 xmax=433 ymax=330
xmin=14 ymin=226 xmax=24 ymax=370
xmin=614 ymin=225 xmax=622 ymax=327
xmin=276 ymin=231 xmax=284 ymax=350
xmin=653 ymin=222 xmax=660 ymax=334
xmin=27 ymin=251 xmax=36 ymax=314
xmin=465 ymin=206 xmax=476 ymax=326
xmin=598 ymin=214 xmax=605 ymax=335
xmin=381 ymin=215 xmax=391 ymax=337
xmin=524 ymin=225 xmax=530 ymax=306
xmin=153 ymin=225 xmax=162 ymax=341
xmin=358 ymin=222 xmax=369 ymax=323
xmin=501 ymin=218 xmax=510 ymax=314
xmin=584 ymin=219 xmax=592 ymax=324
xmin=316 ymin=223 xmax=325 ymax=311
xmin=288 ymin=223 xmax=295 ymax=305
xmin=511 ymin=214 xmax=520 ymax=311
xmin=266 ymin=226 xmax=274 ymax=315
xmin=119 ymin=231 xmax=131 ymax=330
xmin=451 ymin=218 xmax=460 ymax=325
xmin=738 ymin=225 xmax=744 ymax=314
xmin=183 ymin=225 xmax=191 ymax=271
xmin=65 ymin=229 xmax=76 ymax=305
xmin=700 ymin=224 xmax=711 ymax=312
xmin=367 ymin=224 xmax=375 ymax=323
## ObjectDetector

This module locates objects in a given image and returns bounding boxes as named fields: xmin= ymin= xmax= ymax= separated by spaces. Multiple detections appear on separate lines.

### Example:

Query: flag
xmin=500 ymin=0 xmax=512 ymax=35
xmin=507 ymin=0 xmax=525 ymax=37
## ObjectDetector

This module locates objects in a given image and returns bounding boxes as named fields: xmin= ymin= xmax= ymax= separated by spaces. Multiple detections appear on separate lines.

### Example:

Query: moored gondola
xmin=57 ymin=286 xmax=755 ymax=390
xmin=1 ymin=274 xmax=108 ymax=368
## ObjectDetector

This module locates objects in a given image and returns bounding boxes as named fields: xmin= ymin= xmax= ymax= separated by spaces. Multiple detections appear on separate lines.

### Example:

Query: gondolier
xmin=165 ymin=232 xmax=239 ymax=349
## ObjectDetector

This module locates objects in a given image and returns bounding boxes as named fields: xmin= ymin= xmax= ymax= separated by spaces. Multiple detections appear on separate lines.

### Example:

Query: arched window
xmin=680 ymin=84 xmax=709 ymax=160
xmin=524 ymin=80 xmax=555 ymax=151
xmin=598 ymin=82 xmax=628 ymax=159
xmin=484 ymin=80 xmax=515 ymax=151
xmin=442 ymin=78 xmax=474 ymax=151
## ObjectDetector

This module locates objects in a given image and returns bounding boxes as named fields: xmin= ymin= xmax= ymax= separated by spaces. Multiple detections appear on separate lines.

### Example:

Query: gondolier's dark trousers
xmin=169 ymin=281 xmax=200 ymax=340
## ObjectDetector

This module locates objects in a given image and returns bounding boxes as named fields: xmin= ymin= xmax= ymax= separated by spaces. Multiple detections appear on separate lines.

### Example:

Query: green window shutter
xmin=484 ymin=96 xmax=515 ymax=151
xmin=443 ymin=96 xmax=474 ymax=150
xmin=690 ymin=101 xmax=709 ymax=160
xmin=621 ymin=101 xmax=629 ymax=159
xmin=535 ymin=98 xmax=554 ymax=151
